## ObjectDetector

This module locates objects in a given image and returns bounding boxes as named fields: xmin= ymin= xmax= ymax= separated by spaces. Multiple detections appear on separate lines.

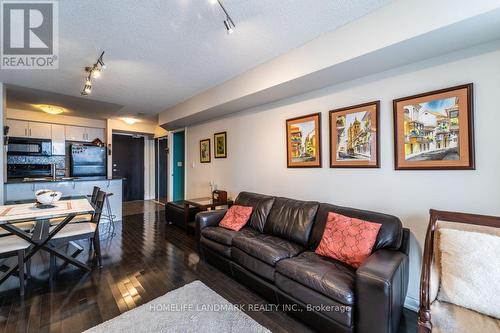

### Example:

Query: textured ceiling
xmin=0 ymin=0 xmax=392 ymax=120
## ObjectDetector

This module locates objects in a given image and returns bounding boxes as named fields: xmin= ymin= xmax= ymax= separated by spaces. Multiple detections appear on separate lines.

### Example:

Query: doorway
xmin=155 ymin=137 xmax=168 ymax=203
xmin=172 ymin=131 xmax=185 ymax=201
xmin=112 ymin=134 xmax=145 ymax=201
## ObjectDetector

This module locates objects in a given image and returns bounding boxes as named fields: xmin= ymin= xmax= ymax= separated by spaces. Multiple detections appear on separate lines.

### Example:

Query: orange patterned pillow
xmin=219 ymin=205 xmax=253 ymax=231
xmin=315 ymin=212 xmax=381 ymax=268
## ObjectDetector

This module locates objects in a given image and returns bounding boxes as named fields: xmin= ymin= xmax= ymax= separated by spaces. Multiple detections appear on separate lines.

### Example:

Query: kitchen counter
xmin=5 ymin=176 xmax=123 ymax=184
xmin=4 ymin=178 xmax=123 ymax=221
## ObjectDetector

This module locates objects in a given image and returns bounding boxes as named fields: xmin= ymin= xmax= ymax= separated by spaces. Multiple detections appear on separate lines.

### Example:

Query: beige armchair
xmin=418 ymin=209 xmax=500 ymax=333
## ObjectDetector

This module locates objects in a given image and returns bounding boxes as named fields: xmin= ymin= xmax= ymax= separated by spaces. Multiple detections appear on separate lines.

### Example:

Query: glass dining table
xmin=0 ymin=197 xmax=95 ymax=285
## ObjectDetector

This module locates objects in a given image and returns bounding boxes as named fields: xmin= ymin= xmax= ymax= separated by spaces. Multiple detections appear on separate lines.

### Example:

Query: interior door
xmin=112 ymin=134 xmax=145 ymax=202
xmin=172 ymin=131 xmax=185 ymax=201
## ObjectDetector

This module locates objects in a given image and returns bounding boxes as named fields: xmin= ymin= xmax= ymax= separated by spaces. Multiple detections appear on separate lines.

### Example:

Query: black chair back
xmin=91 ymin=190 xmax=106 ymax=225
xmin=91 ymin=186 xmax=101 ymax=204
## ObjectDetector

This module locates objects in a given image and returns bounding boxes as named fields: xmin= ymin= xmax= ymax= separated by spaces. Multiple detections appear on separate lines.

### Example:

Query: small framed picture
xmin=329 ymin=101 xmax=379 ymax=168
xmin=200 ymin=139 xmax=211 ymax=163
xmin=286 ymin=112 xmax=322 ymax=168
xmin=214 ymin=132 xmax=227 ymax=158
xmin=393 ymin=83 xmax=474 ymax=170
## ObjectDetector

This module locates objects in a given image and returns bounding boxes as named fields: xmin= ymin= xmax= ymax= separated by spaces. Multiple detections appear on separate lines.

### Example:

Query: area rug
xmin=84 ymin=280 xmax=270 ymax=333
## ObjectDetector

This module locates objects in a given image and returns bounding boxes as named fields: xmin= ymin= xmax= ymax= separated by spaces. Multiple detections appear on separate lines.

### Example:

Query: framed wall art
xmin=214 ymin=131 xmax=227 ymax=158
xmin=286 ymin=112 xmax=322 ymax=168
xmin=393 ymin=83 xmax=474 ymax=170
xmin=200 ymin=139 xmax=211 ymax=163
xmin=329 ymin=101 xmax=379 ymax=168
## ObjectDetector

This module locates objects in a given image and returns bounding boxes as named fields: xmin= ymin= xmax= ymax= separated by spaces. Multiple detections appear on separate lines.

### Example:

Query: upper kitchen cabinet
xmin=28 ymin=122 xmax=52 ymax=139
xmin=5 ymin=119 xmax=52 ymax=139
xmin=86 ymin=127 xmax=105 ymax=142
xmin=51 ymin=124 xmax=66 ymax=155
xmin=65 ymin=125 xmax=105 ymax=142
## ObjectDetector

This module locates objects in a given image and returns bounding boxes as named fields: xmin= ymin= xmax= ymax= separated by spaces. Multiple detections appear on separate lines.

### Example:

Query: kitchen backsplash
xmin=7 ymin=155 xmax=66 ymax=176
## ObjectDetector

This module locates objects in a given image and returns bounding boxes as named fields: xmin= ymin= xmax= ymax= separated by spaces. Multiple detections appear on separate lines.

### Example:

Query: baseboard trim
xmin=404 ymin=296 xmax=419 ymax=312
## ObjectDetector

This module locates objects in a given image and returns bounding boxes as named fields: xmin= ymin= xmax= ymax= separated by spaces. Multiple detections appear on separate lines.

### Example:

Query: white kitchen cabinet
xmin=28 ymin=122 xmax=52 ymax=139
xmin=51 ymin=124 xmax=66 ymax=155
xmin=5 ymin=119 xmax=52 ymax=139
xmin=85 ymin=127 xmax=105 ymax=143
xmin=5 ymin=119 xmax=29 ymax=137
xmin=65 ymin=125 xmax=105 ymax=142
xmin=65 ymin=125 xmax=86 ymax=141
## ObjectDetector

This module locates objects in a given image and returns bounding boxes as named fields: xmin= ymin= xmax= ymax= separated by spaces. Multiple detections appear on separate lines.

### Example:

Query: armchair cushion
xmin=430 ymin=300 xmax=500 ymax=333
xmin=437 ymin=228 xmax=500 ymax=319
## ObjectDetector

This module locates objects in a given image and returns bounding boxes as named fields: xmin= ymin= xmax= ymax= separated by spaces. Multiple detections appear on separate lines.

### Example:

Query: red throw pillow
xmin=219 ymin=205 xmax=253 ymax=231
xmin=315 ymin=212 xmax=381 ymax=268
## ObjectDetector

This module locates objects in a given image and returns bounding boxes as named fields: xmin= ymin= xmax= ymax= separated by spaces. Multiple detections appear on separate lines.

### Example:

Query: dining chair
xmin=49 ymin=190 xmax=106 ymax=278
xmin=0 ymin=236 xmax=31 ymax=296
xmin=50 ymin=186 xmax=101 ymax=226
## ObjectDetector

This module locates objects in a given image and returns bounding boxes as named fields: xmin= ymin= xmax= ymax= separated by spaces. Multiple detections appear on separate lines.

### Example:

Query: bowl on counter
xmin=35 ymin=189 xmax=62 ymax=205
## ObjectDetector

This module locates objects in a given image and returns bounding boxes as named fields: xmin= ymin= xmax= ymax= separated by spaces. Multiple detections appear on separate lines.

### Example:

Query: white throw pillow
xmin=437 ymin=228 xmax=500 ymax=319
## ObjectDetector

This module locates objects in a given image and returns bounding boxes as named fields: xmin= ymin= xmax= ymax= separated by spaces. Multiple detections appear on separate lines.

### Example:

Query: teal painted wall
xmin=172 ymin=131 xmax=185 ymax=201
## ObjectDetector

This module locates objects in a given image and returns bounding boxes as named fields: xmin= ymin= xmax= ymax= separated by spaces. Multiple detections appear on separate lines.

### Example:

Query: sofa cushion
xmin=232 ymin=247 xmax=276 ymax=281
xmin=234 ymin=192 xmax=275 ymax=232
xmin=276 ymin=251 xmax=355 ymax=305
xmin=233 ymin=232 xmax=304 ymax=266
xmin=276 ymin=273 xmax=353 ymax=327
xmin=310 ymin=203 xmax=402 ymax=251
xmin=219 ymin=205 xmax=253 ymax=231
xmin=200 ymin=236 xmax=232 ymax=258
xmin=201 ymin=226 xmax=259 ymax=246
xmin=264 ymin=197 xmax=319 ymax=246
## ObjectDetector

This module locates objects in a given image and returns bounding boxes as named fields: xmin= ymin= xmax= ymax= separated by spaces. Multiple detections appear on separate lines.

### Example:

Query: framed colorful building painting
xmin=393 ymin=83 xmax=474 ymax=170
xmin=214 ymin=132 xmax=227 ymax=158
xmin=329 ymin=101 xmax=379 ymax=168
xmin=200 ymin=139 xmax=211 ymax=163
xmin=286 ymin=113 xmax=322 ymax=168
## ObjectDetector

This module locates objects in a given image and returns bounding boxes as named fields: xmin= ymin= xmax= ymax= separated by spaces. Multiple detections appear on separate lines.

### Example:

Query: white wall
xmin=184 ymin=42 xmax=500 ymax=310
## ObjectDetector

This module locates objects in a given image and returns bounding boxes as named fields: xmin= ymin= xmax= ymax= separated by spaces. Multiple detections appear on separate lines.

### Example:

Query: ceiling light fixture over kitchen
xmin=213 ymin=0 xmax=235 ymax=34
xmin=81 ymin=51 xmax=106 ymax=96
xmin=121 ymin=117 xmax=139 ymax=125
xmin=36 ymin=104 xmax=67 ymax=115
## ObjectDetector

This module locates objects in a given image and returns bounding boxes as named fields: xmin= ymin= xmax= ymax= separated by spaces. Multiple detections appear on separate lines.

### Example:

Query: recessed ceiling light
xmin=36 ymin=104 xmax=66 ymax=115
xmin=121 ymin=117 xmax=139 ymax=125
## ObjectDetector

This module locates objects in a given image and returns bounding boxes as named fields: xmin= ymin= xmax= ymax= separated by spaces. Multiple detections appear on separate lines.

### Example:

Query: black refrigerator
xmin=70 ymin=145 xmax=107 ymax=177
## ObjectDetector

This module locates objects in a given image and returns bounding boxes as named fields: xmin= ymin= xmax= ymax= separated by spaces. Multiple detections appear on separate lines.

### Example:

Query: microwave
xmin=7 ymin=138 xmax=52 ymax=156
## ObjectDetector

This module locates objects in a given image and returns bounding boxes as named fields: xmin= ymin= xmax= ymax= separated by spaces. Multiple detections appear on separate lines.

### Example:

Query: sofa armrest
xmin=356 ymin=249 xmax=409 ymax=333
xmin=195 ymin=209 xmax=227 ymax=243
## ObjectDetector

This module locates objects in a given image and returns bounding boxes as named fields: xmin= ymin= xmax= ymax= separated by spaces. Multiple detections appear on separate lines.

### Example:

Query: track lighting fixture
xmin=214 ymin=0 xmax=235 ymax=34
xmin=81 ymin=51 xmax=106 ymax=96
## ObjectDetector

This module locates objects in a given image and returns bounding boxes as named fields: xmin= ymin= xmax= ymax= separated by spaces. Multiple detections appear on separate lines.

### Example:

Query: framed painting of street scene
xmin=286 ymin=113 xmax=322 ymax=168
xmin=329 ymin=101 xmax=379 ymax=168
xmin=393 ymin=83 xmax=474 ymax=170
xmin=214 ymin=132 xmax=227 ymax=158
xmin=200 ymin=139 xmax=211 ymax=163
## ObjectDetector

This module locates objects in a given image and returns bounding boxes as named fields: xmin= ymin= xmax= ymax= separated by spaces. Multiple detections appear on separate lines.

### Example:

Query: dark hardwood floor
xmin=0 ymin=201 xmax=417 ymax=333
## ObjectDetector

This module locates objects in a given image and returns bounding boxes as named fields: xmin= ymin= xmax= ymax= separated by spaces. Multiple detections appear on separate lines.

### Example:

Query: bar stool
xmin=100 ymin=192 xmax=116 ymax=238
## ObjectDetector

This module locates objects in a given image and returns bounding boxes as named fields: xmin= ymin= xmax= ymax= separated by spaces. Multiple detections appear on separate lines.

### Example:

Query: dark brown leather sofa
xmin=196 ymin=192 xmax=410 ymax=333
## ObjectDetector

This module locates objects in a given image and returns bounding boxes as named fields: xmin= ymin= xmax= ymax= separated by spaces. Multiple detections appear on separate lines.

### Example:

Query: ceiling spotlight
xmin=224 ymin=18 xmax=234 ymax=34
xmin=215 ymin=0 xmax=235 ymax=34
xmin=92 ymin=69 xmax=101 ymax=78
xmin=81 ymin=51 xmax=105 ymax=96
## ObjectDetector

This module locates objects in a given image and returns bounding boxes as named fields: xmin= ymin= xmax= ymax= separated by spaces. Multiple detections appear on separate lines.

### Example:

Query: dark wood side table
xmin=183 ymin=197 xmax=233 ymax=233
